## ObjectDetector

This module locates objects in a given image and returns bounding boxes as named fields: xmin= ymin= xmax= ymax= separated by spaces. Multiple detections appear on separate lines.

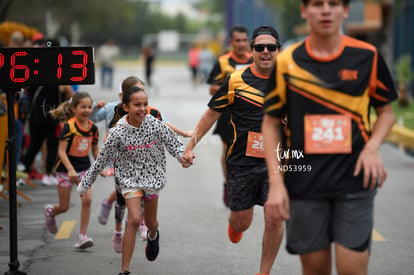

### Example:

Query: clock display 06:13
xmin=0 ymin=47 xmax=95 ymax=86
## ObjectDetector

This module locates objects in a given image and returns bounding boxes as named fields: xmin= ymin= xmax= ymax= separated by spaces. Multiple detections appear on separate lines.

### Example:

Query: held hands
xmin=181 ymin=149 xmax=195 ymax=168
xmin=354 ymin=144 xmax=387 ymax=189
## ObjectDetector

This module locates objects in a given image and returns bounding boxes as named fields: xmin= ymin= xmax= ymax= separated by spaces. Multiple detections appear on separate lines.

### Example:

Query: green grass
xmin=392 ymin=100 xmax=414 ymax=130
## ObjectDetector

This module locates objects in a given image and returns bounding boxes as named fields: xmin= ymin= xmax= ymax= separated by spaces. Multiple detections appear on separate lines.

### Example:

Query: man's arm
xmin=353 ymin=103 xmax=396 ymax=189
xmin=181 ymin=108 xmax=221 ymax=167
xmin=209 ymin=84 xmax=220 ymax=96
xmin=262 ymin=114 xmax=290 ymax=220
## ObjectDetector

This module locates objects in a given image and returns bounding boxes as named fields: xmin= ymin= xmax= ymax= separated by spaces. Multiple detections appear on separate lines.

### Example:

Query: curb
xmin=386 ymin=124 xmax=414 ymax=151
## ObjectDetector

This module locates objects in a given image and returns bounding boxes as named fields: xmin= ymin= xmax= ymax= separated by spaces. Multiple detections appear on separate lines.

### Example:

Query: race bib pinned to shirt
xmin=68 ymin=136 xmax=93 ymax=157
xmin=246 ymin=131 xmax=265 ymax=158
xmin=304 ymin=114 xmax=352 ymax=154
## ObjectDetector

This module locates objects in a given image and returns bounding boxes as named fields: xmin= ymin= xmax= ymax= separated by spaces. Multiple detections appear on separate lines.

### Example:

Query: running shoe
xmin=74 ymin=234 xmax=94 ymax=249
xmin=223 ymin=182 xmax=229 ymax=208
xmin=43 ymin=204 xmax=58 ymax=234
xmin=118 ymin=271 xmax=130 ymax=275
xmin=98 ymin=198 xmax=112 ymax=225
xmin=139 ymin=221 xmax=148 ymax=241
xmin=145 ymin=230 xmax=160 ymax=261
xmin=42 ymin=175 xmax=57 ymax=186
xmin=29 ymin=169 xmax=43 ymax=180
xmin=227 ymin=224 xmax=243 ymax=243
xmin=112 ymin=232 xmax=123 ymax=253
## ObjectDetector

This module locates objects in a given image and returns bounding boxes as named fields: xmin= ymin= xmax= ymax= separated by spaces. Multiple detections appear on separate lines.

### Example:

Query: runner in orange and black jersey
xmin=209 ymin=64 xmax=267 ymax=167
xmin=207 ymin=51 xmax=253 ymax=89
xmin=207 ymin=51 xmax=253 ymax=142
xmin=55 ymin=117 xmax=99 ymax=173
xmin=264 ymin=35 xmax=398 ymax=199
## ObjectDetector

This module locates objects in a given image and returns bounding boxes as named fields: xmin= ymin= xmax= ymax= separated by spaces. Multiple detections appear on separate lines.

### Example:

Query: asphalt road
xmin=1 ymin=62 xmax=414 ymax=275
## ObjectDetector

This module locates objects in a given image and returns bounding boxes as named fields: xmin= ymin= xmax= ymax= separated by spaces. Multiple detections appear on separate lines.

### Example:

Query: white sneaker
xmin=112 ymin=232 xmax=123 ymax=253
xmin=139 ymin=221 xmax=148 ymax=241
xmin=42 ymin=175 xmax=55 ymax=186
xmin=49 ymin=175 xmax=58 ymax=185
xmin=75 ymin=234 xmax=94 ymax=249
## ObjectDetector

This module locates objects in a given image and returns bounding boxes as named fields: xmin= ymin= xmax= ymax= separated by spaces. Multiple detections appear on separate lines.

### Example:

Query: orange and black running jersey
xmin=109 ymin=103 xmax=163 ymax=128
xmin=208 ymin=64 xmax=269 ymax=166
xmin=207 ymin=51 xmax=253 ymax=86
xmin=56 ymin=118 xmax=99 ymax=172
xmin=264 ymin=35 xmax=398 ymax=199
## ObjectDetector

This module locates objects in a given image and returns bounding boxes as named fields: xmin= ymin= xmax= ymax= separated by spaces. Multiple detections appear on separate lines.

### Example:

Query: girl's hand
xmin=68 ymin=169 xmax=79 ymax=183
xmin=100 ymin=170 xmax=108 ymax=177
xmin=95 ymin=100 xmax=106 ymax=108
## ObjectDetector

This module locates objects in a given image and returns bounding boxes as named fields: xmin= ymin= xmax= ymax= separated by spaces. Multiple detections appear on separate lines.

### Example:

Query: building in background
xmin=224 ymin=0 xmax=278 ymax=46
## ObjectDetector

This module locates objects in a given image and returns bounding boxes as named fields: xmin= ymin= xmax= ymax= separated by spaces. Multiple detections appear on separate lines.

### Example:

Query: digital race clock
xmin=0 ymin=47 xmax=95 ymax=86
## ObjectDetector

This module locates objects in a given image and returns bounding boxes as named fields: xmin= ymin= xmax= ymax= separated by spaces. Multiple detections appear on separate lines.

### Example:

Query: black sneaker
xmin=118 ymin=271 xmax=130 ymax=275
xmin=145 ymin=230 xmax=159 ymax=261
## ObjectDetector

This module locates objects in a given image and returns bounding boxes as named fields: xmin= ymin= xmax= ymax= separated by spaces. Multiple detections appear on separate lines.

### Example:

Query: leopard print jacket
xmin=78 ymin=114 xmax=184 ymax=195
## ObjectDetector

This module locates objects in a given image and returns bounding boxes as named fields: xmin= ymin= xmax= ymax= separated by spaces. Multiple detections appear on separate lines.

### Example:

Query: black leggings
xmin=23 ymin=121 xmax=59 ymax=174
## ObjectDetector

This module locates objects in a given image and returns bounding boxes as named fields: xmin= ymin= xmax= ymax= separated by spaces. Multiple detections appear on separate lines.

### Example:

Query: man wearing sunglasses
xmin=206 ymin=25 xmax=253 ymax=208
xmin=182 ymin=26 xmax=283 ymax=275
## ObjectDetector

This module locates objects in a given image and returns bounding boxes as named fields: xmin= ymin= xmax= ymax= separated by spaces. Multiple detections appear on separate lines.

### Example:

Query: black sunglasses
xmin=253 ymin=43 xmax=280 ymax=52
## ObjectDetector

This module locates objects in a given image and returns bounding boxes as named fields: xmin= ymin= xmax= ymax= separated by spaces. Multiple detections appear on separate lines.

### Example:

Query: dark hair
xmin=229 ymin=25 xmax=249 ymax=40
xmin=121 ymin=76 xmax=145 ymax=94
xmin=50 ymin=91 xmax=92 ymax=121
xmin=122 ymin=86 xmax=146 ymax=106
xmin=302 ymin=0 xmax=350 ymax=6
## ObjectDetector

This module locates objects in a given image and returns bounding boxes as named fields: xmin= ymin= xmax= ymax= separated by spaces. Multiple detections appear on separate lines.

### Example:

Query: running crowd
xmin=2 ymin=1 xmax=399 ymax=275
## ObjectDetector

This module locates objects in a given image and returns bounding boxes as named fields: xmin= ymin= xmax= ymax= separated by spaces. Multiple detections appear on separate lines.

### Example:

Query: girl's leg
xmin=143 ymin=196 xmax=159 ymax=239
xmin=143 ymin=196 xmax=159 ymax=261
xmin=79 ymin=188 xmax=92 ymax=235
xmin=121 ymin=195 xmax=142 ymax=272
xmin=50 ymin=184 xmax=72 ymax=217
xmin=98 ymin=189 xmax=116 ymax=225
xmin=44 ymin=184 xmax=71 ymax=234
xmin=113 ymin=189 xmax=126 ymax=253
xmin=115 ymin=188 xmax=126 ymax=232
xmin=108 ymin=189 xmax=117 ymax=204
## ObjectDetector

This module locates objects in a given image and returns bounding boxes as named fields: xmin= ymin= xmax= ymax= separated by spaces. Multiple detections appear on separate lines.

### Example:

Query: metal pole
xmin=4 ymin=87 xmax=26 ymax=275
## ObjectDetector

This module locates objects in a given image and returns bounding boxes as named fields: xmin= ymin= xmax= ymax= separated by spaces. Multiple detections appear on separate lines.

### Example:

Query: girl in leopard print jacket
xmin=77 ymin=86 xmax=184 ymax=274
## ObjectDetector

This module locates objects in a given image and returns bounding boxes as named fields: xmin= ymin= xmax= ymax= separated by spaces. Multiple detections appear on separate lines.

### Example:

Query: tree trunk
xmin=398 ymin=83 xmax=410 ymax=108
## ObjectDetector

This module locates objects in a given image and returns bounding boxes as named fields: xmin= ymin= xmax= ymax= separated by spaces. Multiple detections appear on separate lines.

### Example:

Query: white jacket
xmin=77 ymin=114 xmax=184 ymax=195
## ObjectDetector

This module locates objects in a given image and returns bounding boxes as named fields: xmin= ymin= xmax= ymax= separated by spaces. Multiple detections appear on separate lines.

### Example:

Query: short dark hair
xmin=229 ymin=25 xmax=249 ymax=39
xmin=302 ymin=0 xmax=350 ymax=6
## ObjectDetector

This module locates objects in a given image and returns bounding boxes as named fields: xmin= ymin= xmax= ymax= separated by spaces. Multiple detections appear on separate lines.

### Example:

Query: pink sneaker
xmin=112 ymin=232 xmax=123 ymax=253
xmin=43 ymin=204 xmax=58 ymax=234
xmin=139 ymin=221 xmax=148 ymax=241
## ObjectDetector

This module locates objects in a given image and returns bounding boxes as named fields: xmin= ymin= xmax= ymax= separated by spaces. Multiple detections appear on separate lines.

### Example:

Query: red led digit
xmin=57 ymin=53 xmax=63 ymax=79
xmin=10 ymin=51 xmax=29 ymax=83
xmin=0 ymin=53 xmax=4 ymax=69
xmin=70 ymin=50 xmax=88 ymax=81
